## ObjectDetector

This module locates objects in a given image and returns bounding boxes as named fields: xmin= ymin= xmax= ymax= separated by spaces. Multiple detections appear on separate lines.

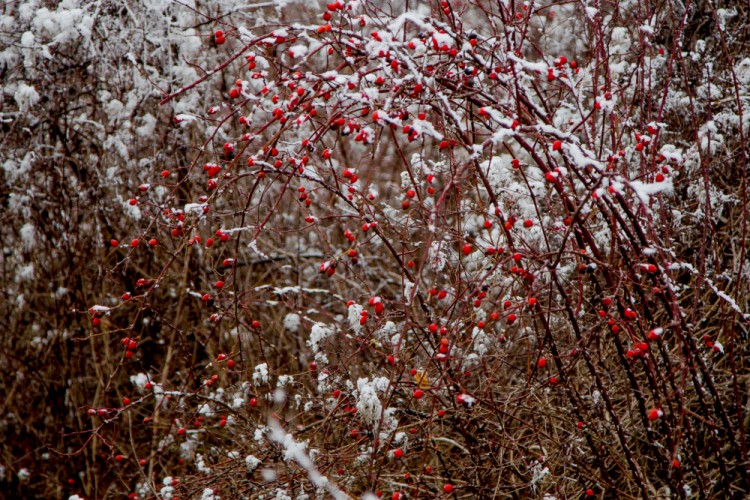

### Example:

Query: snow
xmin=245 ymin=454 xmax=261 ymax=471
xmin=184 ymin=203 xmax=207 ymax=215
xmin=308 ymin=323 xmax=334 ymax=353
xmin=668 ymin=262 xmax=749 ymax=318
xmin=355 ymin=377 xmax=390 ymax=429
xmin=136 ymin=113 xmax=157 ymax=137
xmin=403 ymin=279 xmax=415 ymax=305
xmin=428 ymin=241 xmax=447 ymax=272
xmin=716 ymin=8 xmax=737 ymax=31
xmin=21 ymin=31 xmax=35 ymax=47
xmin=14 ymin=83 xmax=40 ymax=111
xmin=736 ymin=58 xmax=750 ymax=85
xmin=268 ymin=419 xmax=348 ymax=499
xmin=130 ymin=373 xmax=150 ymax=392
xmin=2 ymin=0 xmax=744 ymax=496
xmin=347 ymin=303 xmax=364 ymax=334
xmin=629 ymin=178 xmax=673 ymax=204
xmin=15 ymin=263 xmax=34 ymax=283
xmin=2 ymin=154 xmax=33 ymax=182
xmin=411 ymin=118 xmax=444 ymax=140
xmin=288 ymin=45 xmax=308 ymax=58
xmin=530 ymin=462 xmax=549 ymax=490
xmin=283 ymin=313 xmax=301 ymax=332
xmin=277 ymin=375 xmax=293 ymax=388
xmin=196 ymin=454 xmax=212 ymax=474
xmin=121 ymin=198 xmax=142 ymax=220
xmin=253 ymin=363 xmax=270 ymax=384
xmin=610 ymin=27 xmax=631 ymax=54
xmin=200 ymin=488 xmax=218 ymax=500
xmin=173 ymin=113 xmax=197 ymax=124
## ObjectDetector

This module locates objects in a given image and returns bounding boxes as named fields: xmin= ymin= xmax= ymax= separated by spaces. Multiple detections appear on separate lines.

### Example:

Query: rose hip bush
xmin=2 ymin=0 xmax=749 ymax=498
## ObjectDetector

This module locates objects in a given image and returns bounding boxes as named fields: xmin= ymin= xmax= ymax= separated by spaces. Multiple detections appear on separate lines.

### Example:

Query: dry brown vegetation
xmin=1 ymin=0 xmax=750 ymax=498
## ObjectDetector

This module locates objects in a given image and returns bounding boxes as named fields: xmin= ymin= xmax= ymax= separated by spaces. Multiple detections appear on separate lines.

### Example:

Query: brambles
xmin=2 ymin=0 xmax=750 ymax=498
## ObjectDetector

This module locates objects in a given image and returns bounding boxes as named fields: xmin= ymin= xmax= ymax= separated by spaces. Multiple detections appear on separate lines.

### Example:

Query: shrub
xmin=2 ymin=0 xmax=749 ymax=498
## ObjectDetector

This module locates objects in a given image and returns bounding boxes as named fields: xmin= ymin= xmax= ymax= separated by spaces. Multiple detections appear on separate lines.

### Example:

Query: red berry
xmin=648 ymin=408 xmax=663 ymax=421
xmin=130 ymin=239 xmax=139 ymax=248
xmin=444 ymin=484 xmax=454 ymax=493
xmin=393 ymin=448 xmax=404 ymax=458
xmin=462 ymin=243 xmax=473 ymax=255
xmin=647 ymin=328 xmax=663 ymax=341
xmin=537 ymin=357 xmax=547 ymax=368
xmin=148 ymin=238 xmax=158 ymax=246
xmin=111 ymin=239 xmax=119 ymax=247
xmin=215 ymin=280 xmax=224 ymax=289
xmin=413 ymin=389 xmax=424 ymax=399
xmin=552 ymin=140 xmax=562 ymax=151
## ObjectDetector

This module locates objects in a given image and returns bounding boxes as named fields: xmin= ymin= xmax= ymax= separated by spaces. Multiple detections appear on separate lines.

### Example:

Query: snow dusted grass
xmin=1 ymin=0 xmax=749 ymax=499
